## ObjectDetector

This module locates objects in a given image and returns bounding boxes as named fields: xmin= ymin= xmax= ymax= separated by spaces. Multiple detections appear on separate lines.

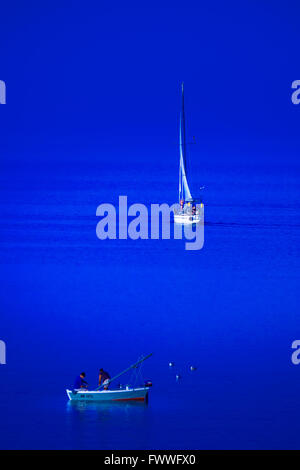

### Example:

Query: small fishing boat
xmin=66 ymin=354 xmax=152 ymax=403
xmin=174 ymin=83 xmax=203 ymax=225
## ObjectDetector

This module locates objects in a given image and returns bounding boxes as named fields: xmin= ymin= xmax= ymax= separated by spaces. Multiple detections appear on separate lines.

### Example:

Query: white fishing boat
xmin=174 ymin=83 xmax=203 ymax=225
xmin=66 ymin=386 xmax=149 ymax=402
xmin=66 ymin=354 xmax=152 ymax=403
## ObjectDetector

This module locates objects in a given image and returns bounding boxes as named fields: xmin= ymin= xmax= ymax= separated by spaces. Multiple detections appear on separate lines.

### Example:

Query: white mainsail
xmin=179 ymin=82 xmax=192 ymax=203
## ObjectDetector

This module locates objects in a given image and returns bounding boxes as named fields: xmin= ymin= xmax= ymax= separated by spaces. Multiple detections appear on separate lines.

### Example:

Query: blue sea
xmin=0 ymin=150 xmax=299 ymax=449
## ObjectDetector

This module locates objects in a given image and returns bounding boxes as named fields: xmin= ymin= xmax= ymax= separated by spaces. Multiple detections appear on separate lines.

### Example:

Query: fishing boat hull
xmin=66 ymin=387 xmax=149 ymax=402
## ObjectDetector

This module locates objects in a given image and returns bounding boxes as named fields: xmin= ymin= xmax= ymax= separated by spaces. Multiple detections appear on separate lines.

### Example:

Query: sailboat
xmin=174 ymin=83 xmax=203 ymax=224
xmin=66 ymin=354 xmax=152 ymax=403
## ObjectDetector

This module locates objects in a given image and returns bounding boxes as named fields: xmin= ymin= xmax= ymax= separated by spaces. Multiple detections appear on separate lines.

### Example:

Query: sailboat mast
xmin=179 ymin=82 xmax=192 ymax=203
xmin=181 ymin=82 xmax=187 ymax=175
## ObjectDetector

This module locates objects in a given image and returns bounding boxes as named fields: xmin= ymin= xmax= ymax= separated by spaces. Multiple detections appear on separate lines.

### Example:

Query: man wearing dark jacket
xmin=74 ymin=372 xmax=88 ymax=390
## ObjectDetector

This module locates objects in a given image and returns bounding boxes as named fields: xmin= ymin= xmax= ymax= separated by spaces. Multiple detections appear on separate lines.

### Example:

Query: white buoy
xmin=176 ymin=374 xmax=181 ymax=381
xmin=169 ymin=362 xmax=174 ymax=367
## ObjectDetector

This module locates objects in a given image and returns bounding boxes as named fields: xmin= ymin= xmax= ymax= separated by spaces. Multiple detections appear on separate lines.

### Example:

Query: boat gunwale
xmin=67 ymin=386 xmax=149 ymax=395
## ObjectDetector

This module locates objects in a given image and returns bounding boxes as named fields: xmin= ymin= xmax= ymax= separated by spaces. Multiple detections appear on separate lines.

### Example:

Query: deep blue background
xmin=0 ymin=1 xmax=300 ymax=449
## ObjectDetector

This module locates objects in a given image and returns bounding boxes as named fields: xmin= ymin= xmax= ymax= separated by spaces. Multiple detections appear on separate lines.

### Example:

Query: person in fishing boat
xmin=74 ymin=372 xmax=88 ymax=390
xmin=180 ymin=199 xmax=184 ymax=211
xmin=99 ymin=368 xmax=111 ymax=389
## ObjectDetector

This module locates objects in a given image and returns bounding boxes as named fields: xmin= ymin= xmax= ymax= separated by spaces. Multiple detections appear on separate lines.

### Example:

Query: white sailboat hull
xmin=174 ymin=212 xmax=202 ymax=224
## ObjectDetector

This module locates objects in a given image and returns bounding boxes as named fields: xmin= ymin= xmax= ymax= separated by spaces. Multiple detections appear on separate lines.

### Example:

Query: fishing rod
xmin=96 ymin=353 xmax=153 ymax=391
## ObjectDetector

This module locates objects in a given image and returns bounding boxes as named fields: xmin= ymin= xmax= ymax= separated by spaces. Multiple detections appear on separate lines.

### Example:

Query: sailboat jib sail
xmin=174 ymin=83 xmax=203 ymax=224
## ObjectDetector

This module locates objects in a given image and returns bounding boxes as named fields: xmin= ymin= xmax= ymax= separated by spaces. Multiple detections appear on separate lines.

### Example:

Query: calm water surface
xmin=0 ymin=155 xmax=299 ymax=449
